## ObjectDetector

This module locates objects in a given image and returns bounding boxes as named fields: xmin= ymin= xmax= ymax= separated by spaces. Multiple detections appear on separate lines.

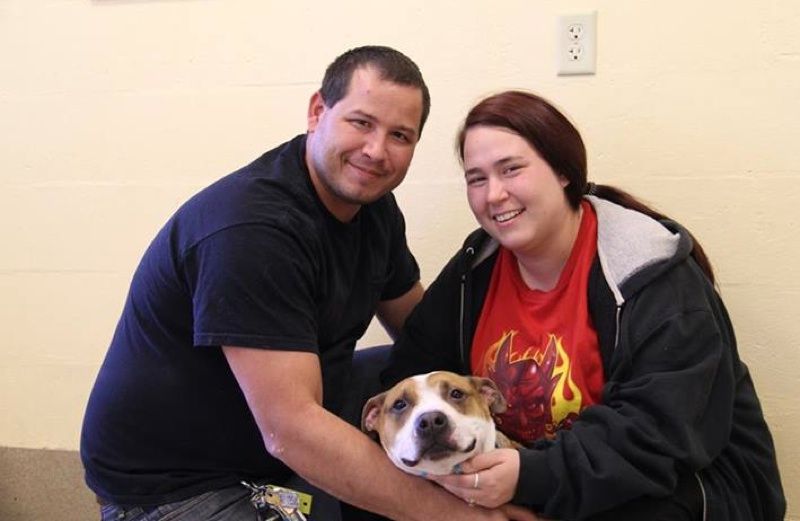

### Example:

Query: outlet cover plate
xmin=557 ymin=12 xmax=597 ymax=76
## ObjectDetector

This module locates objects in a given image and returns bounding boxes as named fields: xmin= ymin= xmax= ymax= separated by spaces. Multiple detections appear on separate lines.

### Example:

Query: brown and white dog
xmin=361 ymin=371 xmax=512 ymax=476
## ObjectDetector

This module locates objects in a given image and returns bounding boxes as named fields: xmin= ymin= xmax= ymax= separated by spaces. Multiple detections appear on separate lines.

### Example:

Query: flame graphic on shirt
xmin=484 ymin=331 xmax=583 ymax=442
xmin=550 ymin=335 xmax=582 ymax=427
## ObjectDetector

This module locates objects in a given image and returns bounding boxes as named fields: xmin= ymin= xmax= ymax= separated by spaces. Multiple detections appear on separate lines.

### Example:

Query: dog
xmin=361 ymin=371 xmax=513 ymax=476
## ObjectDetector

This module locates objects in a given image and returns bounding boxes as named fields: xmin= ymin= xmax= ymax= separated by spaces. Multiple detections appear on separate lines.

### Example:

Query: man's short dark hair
xmin=320 ymin=45 xmax=431 ymax=136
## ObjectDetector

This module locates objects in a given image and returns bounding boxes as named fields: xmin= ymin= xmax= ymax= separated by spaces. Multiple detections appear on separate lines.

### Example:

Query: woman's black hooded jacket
xmin=383 ymin=196 xmax=785 ymax=521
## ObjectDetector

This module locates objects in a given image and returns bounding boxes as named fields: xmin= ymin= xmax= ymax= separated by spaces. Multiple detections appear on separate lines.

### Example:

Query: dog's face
xmin=361 ymin=371 xmax=507 ymax=476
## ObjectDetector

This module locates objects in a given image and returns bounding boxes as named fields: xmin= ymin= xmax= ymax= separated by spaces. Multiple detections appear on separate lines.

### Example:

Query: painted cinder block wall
xmin=1 ymin=0 xmax=797 ymax=517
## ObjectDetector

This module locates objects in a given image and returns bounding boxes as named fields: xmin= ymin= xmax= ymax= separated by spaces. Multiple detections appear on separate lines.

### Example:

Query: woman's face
xmin=463 ymin=125 xmax=574 ymax=257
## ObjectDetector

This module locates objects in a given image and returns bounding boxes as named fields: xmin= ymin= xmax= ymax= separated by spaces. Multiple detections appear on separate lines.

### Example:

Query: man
xmin=81 ymin=46 xmax=526 ymax=521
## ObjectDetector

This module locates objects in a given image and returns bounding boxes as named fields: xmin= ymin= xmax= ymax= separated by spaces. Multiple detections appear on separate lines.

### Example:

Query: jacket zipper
xmin=459 ymin=246 xmax=475 ymax=372
xmin=459 ymin=273 xmax=467 ymax=370
xmin=694 ymin=473 xmax=708 ymax=521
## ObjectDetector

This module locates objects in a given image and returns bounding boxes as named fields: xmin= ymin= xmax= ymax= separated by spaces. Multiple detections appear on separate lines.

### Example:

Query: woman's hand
xmin=429 ymin=448 xmax=520 ymax=508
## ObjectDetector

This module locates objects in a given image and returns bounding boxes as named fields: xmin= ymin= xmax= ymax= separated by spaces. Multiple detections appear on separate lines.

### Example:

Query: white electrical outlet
xmin=557 ymin=12 xmax=597 ymax=76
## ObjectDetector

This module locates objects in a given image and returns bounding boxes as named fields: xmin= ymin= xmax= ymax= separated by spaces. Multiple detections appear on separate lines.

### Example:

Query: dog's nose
xmin=415 ymin=411 xmax=448 ymax=439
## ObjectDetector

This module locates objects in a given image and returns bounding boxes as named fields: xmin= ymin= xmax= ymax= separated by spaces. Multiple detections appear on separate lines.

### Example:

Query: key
xmin=242 ymin=481 xmax=309 ymax=521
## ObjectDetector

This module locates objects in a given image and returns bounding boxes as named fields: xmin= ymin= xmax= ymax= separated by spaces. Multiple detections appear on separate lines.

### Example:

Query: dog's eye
xmin=391 ymin=399 xmax=408 ymax=412
xmin=449 ymin=389 xmax=465 ymax=400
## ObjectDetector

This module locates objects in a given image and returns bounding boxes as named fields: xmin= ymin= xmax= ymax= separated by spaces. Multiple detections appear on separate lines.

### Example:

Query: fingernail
xmin=453 ymin=463 xmax=462 ymax=475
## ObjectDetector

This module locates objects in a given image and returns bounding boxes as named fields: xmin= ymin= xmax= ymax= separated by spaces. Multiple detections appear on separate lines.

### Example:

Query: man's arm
xmin=223 ymin=345 xmax=505 ymax=521
xmin=375 ymin=282 xmax=424 ymax=340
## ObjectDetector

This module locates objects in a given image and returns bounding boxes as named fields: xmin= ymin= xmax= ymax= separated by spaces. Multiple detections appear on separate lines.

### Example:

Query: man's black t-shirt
xmin=80 ymin=135 xmax=419 ymax=505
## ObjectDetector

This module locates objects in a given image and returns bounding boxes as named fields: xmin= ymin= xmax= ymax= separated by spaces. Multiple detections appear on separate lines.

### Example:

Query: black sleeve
xmin=379 ymin=199 xmax=420 ymax=301
xmin=380 ymin=250 xmax=465 ymax=388
xmin=186 ymin=222 xmax=320 ymax=352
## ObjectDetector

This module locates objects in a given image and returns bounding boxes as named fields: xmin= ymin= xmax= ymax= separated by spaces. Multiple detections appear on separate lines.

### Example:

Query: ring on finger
xmin=467 ymin=496 xmax=475 ymax=507
xmin=473 ymin=472 xmax=480 ymax=489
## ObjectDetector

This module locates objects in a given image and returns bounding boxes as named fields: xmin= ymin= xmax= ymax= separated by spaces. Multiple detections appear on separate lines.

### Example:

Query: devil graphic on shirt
xmin=486 ymin=331 xmax=582 ymax=443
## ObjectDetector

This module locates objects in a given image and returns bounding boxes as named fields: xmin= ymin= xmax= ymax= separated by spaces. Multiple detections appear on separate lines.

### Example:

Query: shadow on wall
xmin=0 ymin=447 xmax=96 ymax=521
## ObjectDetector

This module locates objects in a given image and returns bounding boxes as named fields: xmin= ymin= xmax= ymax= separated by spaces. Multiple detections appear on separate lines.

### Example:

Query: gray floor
xmin=0 ymin=446 xmax=97 ymax=521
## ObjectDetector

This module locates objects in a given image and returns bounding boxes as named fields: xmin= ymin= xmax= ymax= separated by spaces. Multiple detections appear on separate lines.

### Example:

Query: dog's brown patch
xmin=362 ymin=379 xmax=420 ymax=436
xmin=424 ymin=372 xmax=507 ymax=420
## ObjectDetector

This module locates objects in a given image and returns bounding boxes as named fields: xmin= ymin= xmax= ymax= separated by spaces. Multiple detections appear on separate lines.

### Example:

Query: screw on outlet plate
xmin=557 ymin=12 xmax=597 ymax=76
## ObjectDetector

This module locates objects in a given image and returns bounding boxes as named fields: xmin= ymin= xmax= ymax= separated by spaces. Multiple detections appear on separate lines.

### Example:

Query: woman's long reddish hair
xmin=457 ymin=90 xmax=714 ymax=284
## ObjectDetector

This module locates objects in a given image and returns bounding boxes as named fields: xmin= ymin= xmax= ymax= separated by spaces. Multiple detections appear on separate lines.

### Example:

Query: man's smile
xmin=347 ymin=159 xmax=385 ymax=178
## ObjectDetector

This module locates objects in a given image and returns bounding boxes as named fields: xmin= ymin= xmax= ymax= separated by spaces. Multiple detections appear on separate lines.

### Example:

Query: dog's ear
xmin=471 ymin=377 xmax=508 ymax=415
xmin=361 ymin=392 xmax=387 ymax=435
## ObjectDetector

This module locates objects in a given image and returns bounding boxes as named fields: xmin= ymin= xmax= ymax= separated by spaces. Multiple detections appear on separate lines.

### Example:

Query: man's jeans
xmin=100 ymin=477 xmax=351 ymax=521
xmin=100 ymin=484 xmax=255 ymax=520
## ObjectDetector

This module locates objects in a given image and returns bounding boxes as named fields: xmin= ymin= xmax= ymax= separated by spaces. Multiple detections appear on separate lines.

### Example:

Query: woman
xmin=382 ymin=91 xmax=785 ymax=520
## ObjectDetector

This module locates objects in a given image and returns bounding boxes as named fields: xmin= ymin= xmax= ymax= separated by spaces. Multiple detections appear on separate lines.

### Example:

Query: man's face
xmin=305 ymin=66 xmax=424 ymax=222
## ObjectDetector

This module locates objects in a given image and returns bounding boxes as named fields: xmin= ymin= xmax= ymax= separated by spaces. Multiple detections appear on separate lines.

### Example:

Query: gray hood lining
xmin=587 ymin=195 xmax=681 ymax=305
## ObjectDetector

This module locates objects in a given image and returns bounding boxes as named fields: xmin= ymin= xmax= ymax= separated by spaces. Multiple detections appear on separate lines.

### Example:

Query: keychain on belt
xmin=241 ymin=481 xmax=312 ymax=521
